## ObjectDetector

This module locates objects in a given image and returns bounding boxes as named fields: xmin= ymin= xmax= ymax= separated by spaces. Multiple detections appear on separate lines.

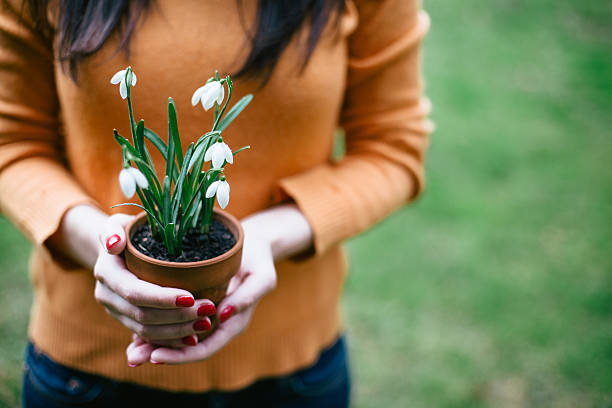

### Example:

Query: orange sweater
xmin=0 ymin=0 xmax=430 ymax=392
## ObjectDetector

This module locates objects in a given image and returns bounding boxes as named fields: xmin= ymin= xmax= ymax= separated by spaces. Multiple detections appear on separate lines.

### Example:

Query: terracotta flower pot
xmin=124 ymin=209 xmax=244 ymax=304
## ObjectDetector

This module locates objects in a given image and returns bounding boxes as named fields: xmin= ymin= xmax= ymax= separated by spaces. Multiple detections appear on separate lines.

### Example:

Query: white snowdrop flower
xmin=119 ymin=167 xmax=148 ymax=198
xmin=204 ymin=141 xmax=233 ymax=168
xmin=110 ymin=68 xmax=137 ymax=99
xmin=205 ymin=179 xmax=230 ymax=209
xmin=191 ymin=81 xmax=224 ymax=111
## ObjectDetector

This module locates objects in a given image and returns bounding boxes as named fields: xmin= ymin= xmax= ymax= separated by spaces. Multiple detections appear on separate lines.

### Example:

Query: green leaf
xmin=163 ymin=223 xmax=178 ymax=256
xmin=165 ymin=123 xmax=175 ymax=182
xmin=110 ymin=203 xmax=164 ymax=230
xmin=168 ymin=98 xmax=183 ymax=168
xmin=171 ymin=143 xmax=194 ymax=224
xmin=135 ymin=189 xmax=161 ymax=235
xmin=133 ymin=120 xmax=162 ymax=195
xmin=217 ymin=94 xmax=252 ymax=132
xmin=162 ymin=175 xmax=171 ymax=223
xmin=233 ymin=145 xmax=251 ymax=156
xmin=136 ymin=188 xmax=161 ymax=220
xmin=188 ymin=141 xmax=208 ymax=172
xmin=192 ymin=200 xmax=202 ymax=228
xmin=181 ymin=188 xmax=201 ymax=226
xmin=178 ymin=195 xmax=201 ymax=242
xmin=177 ymin=214 xmax=193 ymax=243
xmin=114 ymin=130 xmax=138 ymax=157
xmin=135 ymin=120 xmax=146 ymax=157
xmin=194 ymin=131 xmax=221 ymax=149
xmin=144 ymin=126 xmax=178 ymax=181
xmin=141 ymin=140 xmax=157 ymax=182
xmin=144 ymin=127 xmax=168 ymax=157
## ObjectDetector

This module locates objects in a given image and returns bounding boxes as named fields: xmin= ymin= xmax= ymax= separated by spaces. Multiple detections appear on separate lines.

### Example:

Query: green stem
xmin=126 ymin=89 xmax=137 ymax=146
xmin=201 ymin=197 xmax=212 ymax=234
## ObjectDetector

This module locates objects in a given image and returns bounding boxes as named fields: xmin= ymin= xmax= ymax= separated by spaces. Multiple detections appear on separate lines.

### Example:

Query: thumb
xmin=99 ymin=213 xmax=134 ymax=255
xmin=217 ymin=259 xmax=277 ymax=324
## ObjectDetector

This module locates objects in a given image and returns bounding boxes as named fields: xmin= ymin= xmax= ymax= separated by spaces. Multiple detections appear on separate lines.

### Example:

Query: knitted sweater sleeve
xmin=0 ymin=1 xmax=93 ymax=245
xmin=278 ymin=0 xmax=432 ymax=255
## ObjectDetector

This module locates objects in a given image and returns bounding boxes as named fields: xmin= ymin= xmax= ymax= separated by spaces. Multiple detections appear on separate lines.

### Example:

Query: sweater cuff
xmin=277 ymin=164 xmax=354 ymax=256
xmin=0 ymin=157 xmax=97 ymax=246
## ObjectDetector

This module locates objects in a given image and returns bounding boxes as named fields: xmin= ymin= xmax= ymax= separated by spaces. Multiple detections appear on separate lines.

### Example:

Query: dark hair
xmin=24 ymin=0 xmax=345 ymax=84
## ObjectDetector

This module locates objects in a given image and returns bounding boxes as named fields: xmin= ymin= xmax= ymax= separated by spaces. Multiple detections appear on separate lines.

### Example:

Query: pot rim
xmin=125 ymin=209 xmax=244 ymax=269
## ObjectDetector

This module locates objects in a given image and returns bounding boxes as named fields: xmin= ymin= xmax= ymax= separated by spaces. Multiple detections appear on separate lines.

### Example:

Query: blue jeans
xmin=22 ymin=336 xmax=350 ymax=408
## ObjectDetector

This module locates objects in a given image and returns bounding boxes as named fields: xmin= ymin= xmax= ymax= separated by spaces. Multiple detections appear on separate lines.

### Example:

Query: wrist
xmin=53 ymin=204 xmax=109 ymax=268
xmin=242 ymin=204 xmax=313 ymax=261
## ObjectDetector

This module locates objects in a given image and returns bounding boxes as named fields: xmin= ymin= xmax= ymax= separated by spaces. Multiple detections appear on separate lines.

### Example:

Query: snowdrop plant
xmin=111 ymin=67 xmax=252 ymax=257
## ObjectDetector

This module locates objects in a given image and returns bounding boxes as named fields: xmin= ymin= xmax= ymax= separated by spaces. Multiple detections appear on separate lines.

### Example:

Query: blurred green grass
xmin=1 ymin=0 xmax=611 ymax=406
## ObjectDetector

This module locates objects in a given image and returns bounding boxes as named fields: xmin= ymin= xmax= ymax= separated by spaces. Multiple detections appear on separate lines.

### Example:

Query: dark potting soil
xmin=131 ymin=219 xmax=236 ymax=262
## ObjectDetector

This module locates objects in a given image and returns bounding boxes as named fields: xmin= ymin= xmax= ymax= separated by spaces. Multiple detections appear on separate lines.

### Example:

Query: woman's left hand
xmin=125 ymin=204 xmax=313 ymax=365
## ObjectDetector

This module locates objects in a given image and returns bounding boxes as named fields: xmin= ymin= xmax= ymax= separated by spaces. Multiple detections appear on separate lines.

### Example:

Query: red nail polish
xmin=193 ymin=319 xmax=211 ymax=331
xmin=176 ymin=296 xmax=194 ymax=307
xmin=105 ymin=234 xmax=121 ymax=251
xmin=150 ymin=360 xmax=163 ymax=365
xmin=182 ymin=335 xmax=197 ymax=346
xmin=128 ymin=362 xmax=139 ymax=368
xmin=197 ymin=303 xmax=216 ymax=316
xmin=219 ymin=305 xmax=235 ymax=323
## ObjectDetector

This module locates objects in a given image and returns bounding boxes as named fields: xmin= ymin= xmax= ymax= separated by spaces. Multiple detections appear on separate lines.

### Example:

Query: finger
xmin=150 ymin=308 xmax=254 ymax=364
xmin=126 ymin=340 xmax=156 ymax=367
xmin=106 ymin=309 xmax=209 ymax=341
xmin=225 ymin=273 xmax=242 ymax=296
xmin=94 ymin=252 xmax=195 ymax=309
xmin=98 ymin=214 xmax=133 ymax=255
xmin=217 ymin=262 xmax=276 ymax=324
xmin=95 ymin=283 xmax=213 ymax=325
xmin=131 ymin=334 xmax=200 ymax=350
xmin=127 ymin=335 xmax=145 ymax=352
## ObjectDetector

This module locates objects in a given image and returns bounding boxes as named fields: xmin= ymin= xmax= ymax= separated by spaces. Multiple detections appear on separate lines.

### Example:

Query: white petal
xmin=202 ymin=94 xmax=215 ymax=111
xmin=204 ymin=143 xmax=214 ymax=162
xmin=205 ymin=180 xmax=220 ymax=198
xmin=200 ymin=82 xmax=222 ymax=111
xmin=131 ymin=73 xmax=137 ymax=86
xmin=215 ymin=83 xmax=225 ymax=105
xmin=119 ymin=168 xmax=136 ymax=198
xmin=211 ymin=145 xmax=226 ymax=168
xmin=119 ymin=80 xmax=127 ymax=99
xmin=222 ymin=142 xmax=233 ymax=164
xmin=128 ymin=167 xmax=148 ymax=189
xmin=110 ymin=69 xmax=126 ymax=84
xmin=216 ymin=181 xmax=230 ymax=209
xmin=191 ymin=85 xmax=207 ymax=106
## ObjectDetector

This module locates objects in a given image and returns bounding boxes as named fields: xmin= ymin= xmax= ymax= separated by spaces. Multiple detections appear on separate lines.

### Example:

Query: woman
xmin=0 ymin=0 xmax=430 ymax=406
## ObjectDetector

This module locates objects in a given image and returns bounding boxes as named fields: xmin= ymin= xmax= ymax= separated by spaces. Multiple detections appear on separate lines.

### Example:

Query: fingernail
xmin=182 ymin=335 xmax=197 ymax=346
xmin=128 ymin=362 xmax=139 ymax=368
xmin=150 ymin=360 xmax=164 ymax=365
xmin=105 ymin=234 xmax=121 ymax=251
xmin=219 ymin=305 xmax=235 ymax=323
xmin=193 ymin=318 xmax=211 ymax=331
xmin=197 ymin=303 xmax=216 ymax=316
xmin=176 ymin=296 xmax=195 ymax=307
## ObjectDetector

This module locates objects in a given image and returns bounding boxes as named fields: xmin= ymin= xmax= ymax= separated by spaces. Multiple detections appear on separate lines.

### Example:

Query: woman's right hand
xmin=92 ymin=214 xmax=217 ymax=361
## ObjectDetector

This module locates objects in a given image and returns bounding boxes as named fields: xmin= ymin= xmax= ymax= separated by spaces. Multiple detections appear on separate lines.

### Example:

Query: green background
xmin=1 ymin=0 xmax=611 ymax=406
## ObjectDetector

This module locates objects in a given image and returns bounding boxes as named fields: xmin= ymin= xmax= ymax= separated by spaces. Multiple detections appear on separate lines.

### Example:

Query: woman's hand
xmin=94 ymin=213 xmax=219 ymax=349
xmin=126 ymin=203 xmax=314 ymax=365
xmin=52 ymin=205 xmax=219 ymax=352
